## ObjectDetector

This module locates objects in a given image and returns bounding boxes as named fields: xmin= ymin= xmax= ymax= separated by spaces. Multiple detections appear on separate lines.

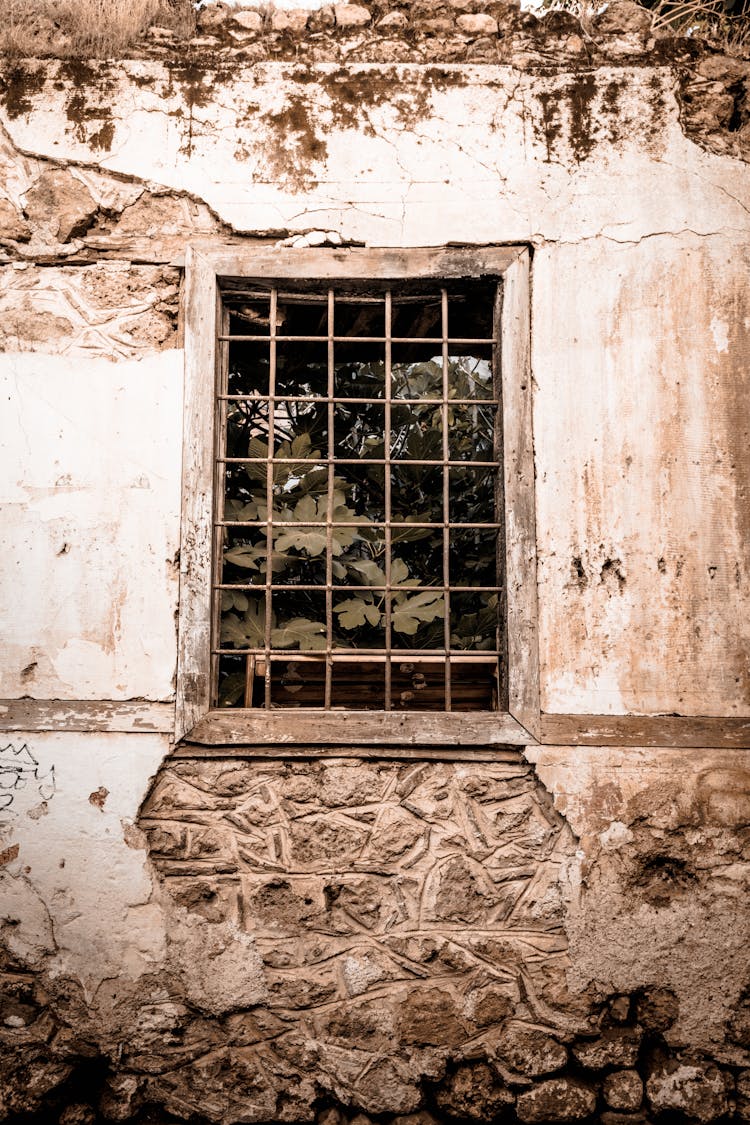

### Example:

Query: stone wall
xmin=0 ymin=6 xmax=749 ymax=1122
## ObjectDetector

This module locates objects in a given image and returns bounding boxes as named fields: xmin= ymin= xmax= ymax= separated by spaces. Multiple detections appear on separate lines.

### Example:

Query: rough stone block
xmin=635 ymin=987 xmax=678 ymax=1031
xmin=517 ymin=1078 xmax=597 ymax=1123
xmin=424 ymin=17 xmax=459 ymax=34
xmin=231 ymin=10 xmax=263 ymax=32
xmin=377 ymin=11 xmax=409 ymax=28
xmin=495 ymin=1024 xmax=568 ymax=1076
xmin=457 ymin=13 xmax=499 ymax=34
xmin=22 ymin=170 xmax=97 ymax=244
xmin=593 ymin=0 xmax=652 ymax=35
xmin=196 ymin=2 xmax=230 ymax=31
xmin=271 ymin=8 xmax=310 ymax=32
xmin=646 ymin=1059 xmax=729 ymax=1123
xmin=0 ymin=198 xmax=31 ymax=243
xmin=396 ymin=987 xmax=466 ymax=1047
xmin=604 ymin=1070 xmax=644 ymax=1111
xmin=435 ymin=1063 xmax=515 ymax=1120
xmin=334 ymin=4 xmax=372 ymax=27
xmin=573 ymin=1028 xmax=641 ymax=1069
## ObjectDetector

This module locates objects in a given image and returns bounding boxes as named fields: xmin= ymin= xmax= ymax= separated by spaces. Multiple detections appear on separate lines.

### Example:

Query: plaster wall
xmin=0 ymin=21 xmax=749 ymax=1125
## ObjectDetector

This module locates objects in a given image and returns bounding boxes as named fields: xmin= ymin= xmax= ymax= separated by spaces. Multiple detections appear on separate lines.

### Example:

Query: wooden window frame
xmin=176 ymin=245 xmax=539 ymax=747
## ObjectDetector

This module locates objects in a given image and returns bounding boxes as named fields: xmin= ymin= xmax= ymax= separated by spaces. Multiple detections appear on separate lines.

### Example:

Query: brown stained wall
xmin=0 ymin=9 xmax=749 ymax=1124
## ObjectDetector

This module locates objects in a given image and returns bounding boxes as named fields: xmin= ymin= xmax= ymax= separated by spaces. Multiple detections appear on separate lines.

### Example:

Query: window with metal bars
xmin=176 ymin=246 xmax=537 ymax=747
xmin=213 ymin=278 xmax=503 ymax=712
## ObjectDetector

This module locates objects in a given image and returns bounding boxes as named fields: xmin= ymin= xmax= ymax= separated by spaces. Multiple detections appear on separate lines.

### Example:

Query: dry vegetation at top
xmin=2 ymin=0 xmax=195 ymax=57
xmin=0 ymin=0 xmax=748 ymax=56
xmin=545 ymin=0 xmax=750 ymax=53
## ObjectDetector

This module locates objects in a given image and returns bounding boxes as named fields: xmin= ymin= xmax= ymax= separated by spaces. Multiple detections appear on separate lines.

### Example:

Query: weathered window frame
xmin=176 ymin=245 xmax=539 ymax=748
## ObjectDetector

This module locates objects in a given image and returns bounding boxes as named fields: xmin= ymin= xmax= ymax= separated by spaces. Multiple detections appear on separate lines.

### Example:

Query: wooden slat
xmin=171 ymin=744 xmax=524 ymax=761
xmin=175 ymin=248 xmax=219 ymax=742
xmin=540 ymin=714 xmax=750 ymax=749
xmin=194 ymin=244 xmax=524 ymax=284
xmin=501 ymin=250 xmax=541 ymax=740
xmin=184 ymin=709 xmax=534 ymax=746
xmin=247 ymin=658 xmax=497 ymax=710
xmin=0 ymin=699 xmax=174 ymax=734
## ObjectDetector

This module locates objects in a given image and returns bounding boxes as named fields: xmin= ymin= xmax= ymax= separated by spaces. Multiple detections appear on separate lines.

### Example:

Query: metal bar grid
xmin=219 ymin=458 xmax=500 ymax=467
xmin=218 ymin=521 xmax=503 ymax=529
xmin=263 ymin=289 xmax=278 ymax=708
xmin=225 ymin=291 xmax=464 ymax=304
xmin=384 ymin=290 xmax=393 ymax=711
xmin=214 ymin=647 xmax=504 ymax=657
xmin=325 ymin=289 xmax=335 ymax=708
xmin=441 ymin=288 xmax=452 ymax=711
xmin=213 ymin=283 xmax=503 ymax=711
xmin=220 ymin=335 xmax=495 ymax=345
xmin=218 ymin=584 xmax=503 ymax=592
xmin=219 ymin=396 xmax=500 ymax=406
xmin=210 ymin=300 xmax=230 ymax=708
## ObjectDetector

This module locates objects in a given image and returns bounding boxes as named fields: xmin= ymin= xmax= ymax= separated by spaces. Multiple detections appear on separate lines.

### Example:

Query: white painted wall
xmin=0 ymin=351 xmax=182 ymax=700
xmin=1 ymin=61 xmax=747 ymax=715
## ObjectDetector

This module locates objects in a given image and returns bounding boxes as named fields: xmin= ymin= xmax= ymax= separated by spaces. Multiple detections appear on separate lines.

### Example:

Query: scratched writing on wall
xmin=0 ymin=743 xmax=56 ymax=818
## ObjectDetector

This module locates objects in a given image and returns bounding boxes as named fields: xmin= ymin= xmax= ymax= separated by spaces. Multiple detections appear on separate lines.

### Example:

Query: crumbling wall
xmin=0 ymin=6 xmax=748 ymax=1122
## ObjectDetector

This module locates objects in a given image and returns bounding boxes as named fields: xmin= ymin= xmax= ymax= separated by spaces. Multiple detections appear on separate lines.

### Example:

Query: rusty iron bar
xmin=211 ymin=303 xmax=230 ymax=707
xmin=217 ymin=583 xmax=503 ymax=592
xmin=263 ymin=288 xmax=278 ymax=708
xmin=220 ymin=334 xmax=495 ymax=344
xmin=325 ymin=289 xmax=335 ymax=709
xmin=384 ymin=289 xmax=393 ymax=712
xmin=441 ymin=288 xmax=452 ymax=712
xmin=219 ymin=396 xmax=499 ymax=406
xmin=217 ymin=520 xmax=503 ymax=529
xmin=219 ymin=457 xmax=499 ymax=466
xmin=213 ymin=647 xmax=503 ymax=657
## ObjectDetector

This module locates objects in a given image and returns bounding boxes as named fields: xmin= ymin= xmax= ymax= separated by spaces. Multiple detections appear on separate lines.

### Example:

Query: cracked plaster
xmin=0 ymin=37 xmax=748 ymax=1124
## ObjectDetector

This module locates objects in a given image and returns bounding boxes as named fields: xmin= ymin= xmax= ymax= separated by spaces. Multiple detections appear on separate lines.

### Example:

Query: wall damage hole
xmin=88 ymin=787 xmax=109 ymax=811
xmin=631 ymin=854 xmax=697 ymax=907
xmin=20 ymin=661 xmax=38 ymax=682
xmin=570 ymin=555 xmax=588 ymax=588
xmin=599 ymin=557 xmax=626 ymax=594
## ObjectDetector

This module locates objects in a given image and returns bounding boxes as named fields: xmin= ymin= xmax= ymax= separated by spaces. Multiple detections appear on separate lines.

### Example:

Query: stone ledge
xmin=0 ymin=0 xmax=729 ymax=71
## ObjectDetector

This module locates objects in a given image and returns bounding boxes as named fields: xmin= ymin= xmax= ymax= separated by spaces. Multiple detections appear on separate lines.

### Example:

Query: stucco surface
xmin=0 ymin=59 xmax=747 ymax=715
xmin=0 ymin=351 xmax=182 ymax=700
xmin=0 ymin=28 xmax=748 ymax=1123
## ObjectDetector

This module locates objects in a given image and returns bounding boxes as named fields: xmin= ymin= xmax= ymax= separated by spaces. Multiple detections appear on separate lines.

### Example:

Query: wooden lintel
xmin=540 ymin=714 xmax=750 ymax=749
xmin=171 ymin=744 xmax=523 ymax=761
xmin=0 ymin=699 xmax=174 ymax=735
xmin=183 ymin=708 xmax=533 ymax=747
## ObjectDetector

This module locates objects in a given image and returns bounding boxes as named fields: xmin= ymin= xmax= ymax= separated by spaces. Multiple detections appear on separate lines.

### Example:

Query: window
xmin=177 ymin=247 xmax=538 ymax=747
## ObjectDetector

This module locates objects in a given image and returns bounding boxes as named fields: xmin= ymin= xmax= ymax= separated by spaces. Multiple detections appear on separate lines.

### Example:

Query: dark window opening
xmin=212 ymin=278 xmax=504 ymax=712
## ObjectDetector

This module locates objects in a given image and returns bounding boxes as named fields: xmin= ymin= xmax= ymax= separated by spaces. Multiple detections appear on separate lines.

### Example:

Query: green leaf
xmin=224 ymin=544 xmax=263 ymax=570
xmin=221 ymin=590 xmax=249 ymax=612
xmin=221 ymin=600 xmax=268 ymax=648
xmin=218 ymin=673 xmax=246 ymax=707
xmin=390 ymin=558 xmax=411 ymax=586
xmin=347 ymin=558 xmax=387 ymax=586
xmin=225 ymin=497 xmax=263 ymax=522
xmin=334 ymin=596 xmax=382 ymax=630
xmin=275 ymin=530 xmax=328 ymax=556
xmin=392 ymin=591 xmax=445 ymax=635
xmin=271 ymin=618 xmax=327 ymax=650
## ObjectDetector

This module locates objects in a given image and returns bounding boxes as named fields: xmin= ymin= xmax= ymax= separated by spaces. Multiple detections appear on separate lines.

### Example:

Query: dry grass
xmin=649 ymin=0 xmax=750 ymax=52
xmin=2 ymin=0 xmax=196 ymax=56
xmin=539 ymin=0 xmax=750 ymax=53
